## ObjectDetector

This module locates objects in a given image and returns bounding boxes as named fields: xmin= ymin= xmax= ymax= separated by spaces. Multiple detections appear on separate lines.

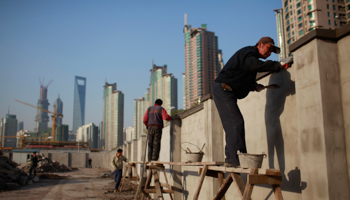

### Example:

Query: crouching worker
xmin=111 ymin=149 xmax=128 ymax=192
xmin=143 ymin=99 xmax=172 ymax=161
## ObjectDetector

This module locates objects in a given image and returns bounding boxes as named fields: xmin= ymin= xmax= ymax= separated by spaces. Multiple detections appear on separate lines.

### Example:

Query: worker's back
xmin=146 ymin=105 xmax=164 ymax=127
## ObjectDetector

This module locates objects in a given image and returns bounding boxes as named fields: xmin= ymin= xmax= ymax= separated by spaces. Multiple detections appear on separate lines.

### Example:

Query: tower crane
xmin=15 ymin=99 xmax=63 ymax=142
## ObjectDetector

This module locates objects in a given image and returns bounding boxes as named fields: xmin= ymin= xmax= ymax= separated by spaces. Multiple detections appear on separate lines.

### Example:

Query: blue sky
xmin=0 ymin=0 xmax=282 ymax=132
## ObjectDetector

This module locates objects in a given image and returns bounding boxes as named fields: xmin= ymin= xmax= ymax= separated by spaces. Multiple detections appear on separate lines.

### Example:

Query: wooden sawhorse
xmin=119 ymin=162 xmax=142 ymax=192
xmin=196 ymin=166 xmax=284 ymax=200
xmin=141 ymin=164 xmax=174 ymax=200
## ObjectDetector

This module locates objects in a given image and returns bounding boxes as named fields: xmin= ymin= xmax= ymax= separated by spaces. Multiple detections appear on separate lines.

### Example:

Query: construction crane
xmin=15 ymin=99 xmax=63 ymax=142
xmin=0 ymin=134 xmax=28 ymax=148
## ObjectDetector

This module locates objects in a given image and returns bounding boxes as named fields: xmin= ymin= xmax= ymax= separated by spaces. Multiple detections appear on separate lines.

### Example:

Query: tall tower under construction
xmin=35 ymin=79 xmax=51 ymax=133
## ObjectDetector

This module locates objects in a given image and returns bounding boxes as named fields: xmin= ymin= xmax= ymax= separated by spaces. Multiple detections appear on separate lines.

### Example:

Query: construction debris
xmin=0 ymin=155 xmax=28 ymax=191
xmin=20 ymin=154 xmax=78 ymax=173
xmin=101 ymin=171 xmax=112 ymax=178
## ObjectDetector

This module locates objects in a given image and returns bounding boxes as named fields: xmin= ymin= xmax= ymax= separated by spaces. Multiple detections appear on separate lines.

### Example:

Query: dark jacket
xmin=143 ymin=104 xmax=172 ymax=128
xmin=31 ymin=156 xmax=38 ymax=167
xmin=215 ymin=46 xmax=281 ymax=99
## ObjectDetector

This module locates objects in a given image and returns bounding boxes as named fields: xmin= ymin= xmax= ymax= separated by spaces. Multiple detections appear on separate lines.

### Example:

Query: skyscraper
xmin=54 ymin=95 xmax=63 ymax=125
xmin=134 ymin=97 xmax=148 ymax=140
xmin=76 ymin=123 xmax=99 ymax=149
xmin=72 ymin=76 xmax=86 ymax=134
xmin=148 ymin=61 xmax=177 ymax=114
xmin=35 ymin=79 xmax=51 ymax=133
xmin=0 ymin=114 xmax=18 ymax=148
xmin=275 ymin=0 xmax=349 ymax=59
xmin=183 ymin=14 xmax=222 ymax=109
xmin=55 ymin=124 xmax=69 ymax=141
xmin=17 ymin=121 xmax=24 ymax=132
xmin=103 ymin=82 xmax=124 ymax=151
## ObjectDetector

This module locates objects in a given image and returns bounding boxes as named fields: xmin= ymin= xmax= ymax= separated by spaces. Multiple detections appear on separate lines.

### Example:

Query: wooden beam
xmin=231 ymin=173 xmax=246 ymax=199
xmin=218 ymin=172 xmax=225 ymax=200
xmin=198 ymin=168 xmax=219 ymax=178
xmin=273 ymin=185 xmax=284 ymax=200
xmin=153 ymin=169 xmax=163 ymax=198
xmin=207 ymin=166 xmax=281 ymax=176
xmin=193 ymin=165 xmax=208 ymax=200
xmin=242 ymin=168 xmax=258 ymax=200
xmin=248 ymin=175 xmax=282 ymax=185
xmin=143 ymin=187 xmax=175 ymax=194
xmin=213 ymin=173 xmax=233 ymax=200
xmin=151 ymin=161 xmax=223 ymax=166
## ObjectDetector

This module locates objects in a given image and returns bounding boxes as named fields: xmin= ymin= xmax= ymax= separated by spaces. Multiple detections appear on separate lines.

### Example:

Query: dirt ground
xmin=0 ymin=168 xmax=137 ymax=200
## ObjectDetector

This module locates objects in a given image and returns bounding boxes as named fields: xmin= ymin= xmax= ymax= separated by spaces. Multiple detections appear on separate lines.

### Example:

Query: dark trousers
xmin=114 ymin=169 xmax=122 ymax=189
xmin=29 ymin=166 xmax=37 ymax=177
xmin=212 ymin=82 xmax=247 ymax=166
xmin=147 ymin=126 xmax=162 ymax=161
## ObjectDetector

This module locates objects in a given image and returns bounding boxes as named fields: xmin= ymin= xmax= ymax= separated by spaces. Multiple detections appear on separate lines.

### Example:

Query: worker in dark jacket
xmin=213 ymin=37 xmax=291 ymax=167
xmin=143 ymin=99 xmax=172 ymax=161
xmin=29 ymin=152 xmax=38 ymax=177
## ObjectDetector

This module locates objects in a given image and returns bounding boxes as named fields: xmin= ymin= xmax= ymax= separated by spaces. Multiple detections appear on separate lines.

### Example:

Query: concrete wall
xmin=12 ymin=152 xmax=30 ymax=165
xmin=71 ymin=153 xmax=88 ymax=168
xmin=50 ymin=153 xmax=70 ymax=167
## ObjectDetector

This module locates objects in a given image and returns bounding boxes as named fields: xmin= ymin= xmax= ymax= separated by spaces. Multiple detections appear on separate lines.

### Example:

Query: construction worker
xmin=212 ymin=37 xmax=291 ymax=167
xmin=111 ymin=149 xmax=128 ymax=192
xmin=143 ymin=99 xmax=172 ymax=161
xmin=29 ymin=152 xmax=38 ymax=177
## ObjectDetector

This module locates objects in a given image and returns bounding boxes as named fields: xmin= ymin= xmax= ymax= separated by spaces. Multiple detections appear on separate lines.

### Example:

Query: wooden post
xmin=193 ymin=164 xmax=208 ymax=200
xmin=213 ymin=173 xmax=233 ymax=200
xmin=231 ymin=173 xmax=246 ymax=198
xmin=273 ymin=185 xmax=284 ymax=200
xmin=217 ymin=172 xmax=225 ymax=200
xmin=242 ymin=168 xmax=258 ymax=200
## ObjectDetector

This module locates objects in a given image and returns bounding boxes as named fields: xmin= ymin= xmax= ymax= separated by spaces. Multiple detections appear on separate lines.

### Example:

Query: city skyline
xmin=0 ymin=1 xmax=281 ymax=132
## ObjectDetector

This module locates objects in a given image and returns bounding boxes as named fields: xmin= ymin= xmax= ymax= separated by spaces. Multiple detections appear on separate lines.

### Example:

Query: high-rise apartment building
xmin=54 ymin=95 xmax=63 ymax=125
xmin=275 ymin=0 xmax=349 ymax=59
xmin=0 ymin=114 xmax=18 ymax=148
xmin=73 ymin=76 xmax=86 ymax=134
xmin=123 ymin=126 xmax=134 ymax=143
xmin=103 ymin=82 xmax=124 ymax=151
xmin=36 ymin=80 xmax=51 ymax=133
xmin=17 ymin=121 xmax=23 ymax=132
xmin=76 ymin=123 xmax=99 ymax=149
xmin=134 ymin=97 xmax=148 ymax=140
xmin=183 ymin=14 xmax=222 ymax=109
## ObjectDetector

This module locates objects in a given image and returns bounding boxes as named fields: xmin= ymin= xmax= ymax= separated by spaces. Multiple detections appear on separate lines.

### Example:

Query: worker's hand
xmin=281 ymin=62 xmax=291 ymax=70
xmin=255 ymin=84 xmax=264 ymax=92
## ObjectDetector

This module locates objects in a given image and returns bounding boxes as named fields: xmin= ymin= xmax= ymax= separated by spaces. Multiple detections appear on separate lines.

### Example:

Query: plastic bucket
xmin=181 ymin=142 xmax=205 ymax=163
xmin=238 ymin=152 xmax=267 ymax=168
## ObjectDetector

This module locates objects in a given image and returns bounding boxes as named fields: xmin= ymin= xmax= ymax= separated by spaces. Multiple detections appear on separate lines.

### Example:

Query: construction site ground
xmin=0 ymin=168 xmax=137 ymax=200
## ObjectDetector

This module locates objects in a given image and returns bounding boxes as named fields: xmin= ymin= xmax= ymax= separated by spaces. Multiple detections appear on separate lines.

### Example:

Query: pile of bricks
xmin=0 ymin=153 xmax=28 ymax=190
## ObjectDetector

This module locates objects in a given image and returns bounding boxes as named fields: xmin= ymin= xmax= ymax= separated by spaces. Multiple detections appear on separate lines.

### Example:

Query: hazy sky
xmin=0 ymin=0 xmax=281 ymax=132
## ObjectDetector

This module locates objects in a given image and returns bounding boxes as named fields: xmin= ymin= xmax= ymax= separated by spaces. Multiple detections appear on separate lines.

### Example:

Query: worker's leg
xmin=29 ymin=166 xmax=33 ymax=176
xmin=147 ymin=127 xmax=155 ymax=161
xmin=33 ymin=167 xmax=37 ymax=177
xmin=115 ymin=169 xmax=123 ymax=189
xmin=151 ymin=127 xmax=162 ymax=161
xmin=212 ymin=83 xmax=247 ymax=167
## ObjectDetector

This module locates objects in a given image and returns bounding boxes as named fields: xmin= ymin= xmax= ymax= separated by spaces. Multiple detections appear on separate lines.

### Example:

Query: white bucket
xmin=238 ymin=152 xmax=267 ymax=168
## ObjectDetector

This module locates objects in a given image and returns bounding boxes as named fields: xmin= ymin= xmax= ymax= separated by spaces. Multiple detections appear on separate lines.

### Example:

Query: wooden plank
xmin=213 ymin=173 xmax=233 ymax=200
xmin=153 ymin=169 xmax=163 ymax=198
xmin=143 ymin=187 xmax=175 ymax=194
xmin=231 ymin=173 xmax=246 ymax=199
xmin=144 ymin=168 xmax=153 ymax=189
xmin=273 ymin=185 xmax=284 ymax=200
xmin=217 ymin=172 xmax=225 ymax=200
xmin=198 ymin=167 xmax=219 ymax=178
xmin=242 ymin=168 xmax=258 ymax=200
xmin=147 ymin=165 xmax=165 ymax=170
xmin=207 ymin=166 xmax=281 ymax=176
xmin=151 ymin=161 xmax=224 ymax=166
xmin=248 ymin=175 xmax=282 ymax=185
xmin=193 ymin=165 xmax=208 ymax=200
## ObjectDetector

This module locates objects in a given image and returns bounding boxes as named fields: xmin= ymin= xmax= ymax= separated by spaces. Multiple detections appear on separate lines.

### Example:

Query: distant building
xmin=17 ymin=121 xmax=23 ymax=132
xmin=98 ymin=122 xmax=103 ymax=150
xmin=0 ymin=114 xmax=18 ymax=148
xmin=35 ymin=80 xmax=51 ymax=133
xmin=54 ymin=95 xmax=63 ymax=125
xmin=103 ymin=82 xmax=124 ymax=151
xmin=68 ymin=132 xmax=77 ymax=142
xmin=183 ymin=14 xmax=222 ymax=109
xmin=124 ymin=126 xmax=134 ymax=143
xmin=76 ymin=123 xmax=98 ymax=149
xmin=134 ymin=97 xmax=148 ymax=140
xmin=72 ymin=76 xmax=86 ymax=134
xmin=275 ymin=0 xmax=350 ymax=59
xmin=55 ymin=124 xmax=69 ymax=141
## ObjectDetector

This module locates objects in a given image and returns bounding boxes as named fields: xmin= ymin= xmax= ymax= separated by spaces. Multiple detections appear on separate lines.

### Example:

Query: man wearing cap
xmin=212 ymin=37 xmax=291 ymax=167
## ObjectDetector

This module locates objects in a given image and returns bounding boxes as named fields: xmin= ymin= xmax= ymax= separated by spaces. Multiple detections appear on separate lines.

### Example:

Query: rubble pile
xmin=0 ymin=155 xmax=28 ymax=191
xmin=20 ymin=154 xmax=78 ymax=173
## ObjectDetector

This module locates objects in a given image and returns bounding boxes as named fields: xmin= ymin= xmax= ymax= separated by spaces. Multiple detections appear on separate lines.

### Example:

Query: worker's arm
xmin=110 ymin=156 xmax=117 ymax=169
xmin=143 ymin=109 xmax=149 ymax=127
xmin=162 ymin=109 xmax=172 ymax=121
xmin=123 ymin=156 xmax=128 ymax=162
xmin=244 ymin=53 xmax=282 ymax=72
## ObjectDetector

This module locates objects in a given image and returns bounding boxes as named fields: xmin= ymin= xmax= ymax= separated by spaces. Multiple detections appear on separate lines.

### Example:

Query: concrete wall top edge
xmin=290 ymin=23 xmax=350 ymax=53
